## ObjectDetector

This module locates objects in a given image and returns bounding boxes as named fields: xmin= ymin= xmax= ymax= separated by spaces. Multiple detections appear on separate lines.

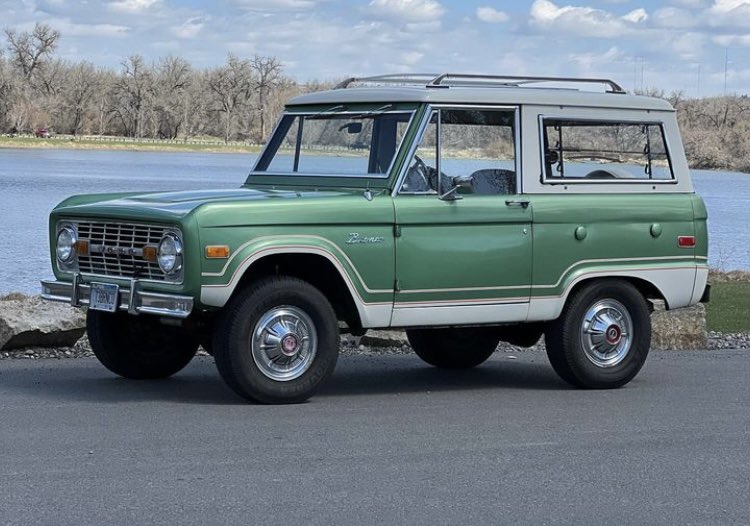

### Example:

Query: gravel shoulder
xmin=2 ymin=330 xmax=747 ymax=362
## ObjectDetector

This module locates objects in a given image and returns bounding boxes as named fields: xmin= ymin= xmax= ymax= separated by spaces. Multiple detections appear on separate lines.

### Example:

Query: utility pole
xmin=640 ymin=57 xmax=645 ymax=92
xmin=724 ymin=48 xmax=729 ymax=95
xmin=697 ymin=64 xmax=701 ymax=98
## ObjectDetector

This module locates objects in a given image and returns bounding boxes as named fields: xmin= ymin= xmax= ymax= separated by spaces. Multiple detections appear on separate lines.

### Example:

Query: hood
xmin=51 ymin=186 xmax=380 ymax=224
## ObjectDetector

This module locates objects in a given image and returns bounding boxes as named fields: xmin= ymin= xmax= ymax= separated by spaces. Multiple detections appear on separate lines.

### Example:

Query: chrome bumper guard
xmin=41 ymin=278 xmax=194 ymax=319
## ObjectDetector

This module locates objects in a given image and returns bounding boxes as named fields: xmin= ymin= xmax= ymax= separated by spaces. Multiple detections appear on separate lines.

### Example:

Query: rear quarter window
xmin=541 ymin=118 xmax=674 ymax=183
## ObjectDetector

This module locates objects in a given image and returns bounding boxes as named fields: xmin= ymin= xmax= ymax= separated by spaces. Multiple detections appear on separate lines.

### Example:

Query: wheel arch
xmin=201 ymin=247 xmax=381 ymax=331
xmin=237 ymin=252 xmax=365 ymax=332
xmin=529 ymin=269 xmax=688 ymax=322
xmin=566 ymin=276 xmax=664 ymax=311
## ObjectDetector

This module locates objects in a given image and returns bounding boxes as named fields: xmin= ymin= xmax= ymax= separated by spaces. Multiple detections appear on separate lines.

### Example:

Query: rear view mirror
xmin=338 ymin=122 xmax=363 ymax=134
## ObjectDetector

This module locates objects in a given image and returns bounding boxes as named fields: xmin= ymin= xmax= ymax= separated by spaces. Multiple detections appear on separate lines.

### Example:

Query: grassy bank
xmin=705 ymin=270 xmax=750 ymax=332
xmin=705 ymin=281 xmax=750 ymax=333
xmin=0 ymin=135 xmax=263 ymax=154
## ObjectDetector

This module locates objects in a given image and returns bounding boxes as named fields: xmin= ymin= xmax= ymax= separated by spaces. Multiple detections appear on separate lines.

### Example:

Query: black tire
xmin=545 ymin=279 xmax=651 ymax=389
xmin=212 ymin=276 xmax=339 ymax=404
xmin=87 ymin=310 xmax=199 ymax=379
xmin=406 ymin=327 xmax=499 ymax=369
xmin=498 ymin=323 xmax=544 ymax=348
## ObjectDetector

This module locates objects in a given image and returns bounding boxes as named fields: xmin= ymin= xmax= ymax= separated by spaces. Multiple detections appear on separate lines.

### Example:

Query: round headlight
xmin=56 ymin=226 xmax=77 ymax=263
xmin=157 ymin=233 xmax=183 ymax=275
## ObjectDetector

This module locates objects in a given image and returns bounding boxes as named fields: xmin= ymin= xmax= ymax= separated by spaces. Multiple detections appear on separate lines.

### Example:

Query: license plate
xmin=89 ymin=282 xmax=119 ymax=312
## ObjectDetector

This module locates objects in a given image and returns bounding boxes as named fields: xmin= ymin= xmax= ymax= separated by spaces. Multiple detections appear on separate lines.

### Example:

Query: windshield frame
xmin=245 ymin=102 xmax=420 ymax=188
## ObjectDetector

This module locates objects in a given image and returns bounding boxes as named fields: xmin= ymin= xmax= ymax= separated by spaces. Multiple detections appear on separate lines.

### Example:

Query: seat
xmin=469 ymin=169 xmax=516 ymax=195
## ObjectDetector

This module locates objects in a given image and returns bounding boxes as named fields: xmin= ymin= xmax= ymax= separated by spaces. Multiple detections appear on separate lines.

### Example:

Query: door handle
xmin=505 ymin=199 xmax=530 ymax=209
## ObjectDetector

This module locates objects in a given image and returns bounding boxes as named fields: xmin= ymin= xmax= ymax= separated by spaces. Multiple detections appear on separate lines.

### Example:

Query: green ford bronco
xmin=42 ymin=74 xmax=710 ymax=403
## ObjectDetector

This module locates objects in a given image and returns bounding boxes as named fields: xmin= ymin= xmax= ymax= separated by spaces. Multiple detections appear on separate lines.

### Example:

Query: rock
xmin=651 ymin=300 xmax=708 ymax=350
xmin=0 ymin=295 xmax=86 ymax=351
xmin=360 ymin=330 xmax=409 ymax=348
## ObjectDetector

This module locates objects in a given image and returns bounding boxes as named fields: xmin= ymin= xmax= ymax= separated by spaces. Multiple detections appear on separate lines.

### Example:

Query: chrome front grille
xmin=75 ymin=221 xmax=176 ymax=282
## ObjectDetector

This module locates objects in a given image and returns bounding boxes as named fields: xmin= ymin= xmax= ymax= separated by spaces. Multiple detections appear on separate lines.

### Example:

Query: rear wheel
xmin=407 ymin=327 xmax=499 ymax=369
xmin=213 ymin=277 xmax=339 ymax=404
xmin=545 ymin=280 xmax=651 ymax=389
xmin=87 ymin=310 xmax=199 ymax=379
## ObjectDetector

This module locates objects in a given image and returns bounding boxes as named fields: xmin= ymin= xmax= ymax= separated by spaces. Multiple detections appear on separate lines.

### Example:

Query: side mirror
xmin=439 ymin=175 xmax=473 ymax=201
xmin=452 ymin=175 xmax=474 ymax=188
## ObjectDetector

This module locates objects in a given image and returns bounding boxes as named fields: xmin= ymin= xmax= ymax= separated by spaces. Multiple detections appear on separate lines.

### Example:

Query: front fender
xmin=199 ymin=233 xmax=394 ymax=328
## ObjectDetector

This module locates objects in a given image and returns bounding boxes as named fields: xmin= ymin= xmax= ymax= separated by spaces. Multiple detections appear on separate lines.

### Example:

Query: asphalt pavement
xmin=0 ymin=349 xmax=748 ymax=525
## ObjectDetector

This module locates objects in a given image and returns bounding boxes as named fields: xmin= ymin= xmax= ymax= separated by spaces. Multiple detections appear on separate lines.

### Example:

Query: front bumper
xmin=41 ymin=277 xmax=194 ymax=319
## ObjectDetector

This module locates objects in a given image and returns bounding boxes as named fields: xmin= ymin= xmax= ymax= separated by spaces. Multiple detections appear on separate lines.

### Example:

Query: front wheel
xmin=407 ymin=327 xmax=499 ymax=369
xmin=212 ymin=277 xmax=339 ymax=404
xmin=545 ymin=280 xmax=651 ymax=389
xmin=87 ymin=310 xmax=199 ymax=379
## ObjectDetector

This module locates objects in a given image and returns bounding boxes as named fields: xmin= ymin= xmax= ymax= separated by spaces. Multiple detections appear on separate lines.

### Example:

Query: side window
xmin=542 ymin=119 xmax=673 ymax=181
xmin=400 ymin=108 xmax=517 ymax=195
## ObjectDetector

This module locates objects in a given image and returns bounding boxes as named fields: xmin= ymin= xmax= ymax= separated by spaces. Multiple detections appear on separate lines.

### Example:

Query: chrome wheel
xmin=251 ymin=306 xmax=318 ymax=381
xmin=580 ymin=299 xmax=633 ymax=368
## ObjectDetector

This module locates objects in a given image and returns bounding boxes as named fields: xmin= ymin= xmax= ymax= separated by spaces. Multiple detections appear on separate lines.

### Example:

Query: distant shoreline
xmin=0 ymin=135 xmax=264 ymax=155
xmin=1 ymin=135 xmax=749 ymax=175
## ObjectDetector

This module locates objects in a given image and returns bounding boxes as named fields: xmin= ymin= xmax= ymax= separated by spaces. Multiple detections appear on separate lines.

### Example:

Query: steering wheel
xmin=407 ymin=154 xmax=431 ymax=191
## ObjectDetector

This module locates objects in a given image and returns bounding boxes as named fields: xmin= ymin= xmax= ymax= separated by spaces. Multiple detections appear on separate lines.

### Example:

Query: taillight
xmin=678 ymin=235 xmax=696 ymax=248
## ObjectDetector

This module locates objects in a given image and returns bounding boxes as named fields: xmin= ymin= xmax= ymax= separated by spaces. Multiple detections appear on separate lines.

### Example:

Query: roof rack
xmin=335 ymin=73 xmax=626 ymax=94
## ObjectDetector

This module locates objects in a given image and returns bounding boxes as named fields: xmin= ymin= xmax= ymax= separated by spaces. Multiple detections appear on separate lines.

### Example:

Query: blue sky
xmin=3 ymin=0 xmax=750 ymax=96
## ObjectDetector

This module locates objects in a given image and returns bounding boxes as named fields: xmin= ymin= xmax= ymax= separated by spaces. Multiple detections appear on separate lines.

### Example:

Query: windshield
xmin=251 ymin=107 xmax=416 ymax=178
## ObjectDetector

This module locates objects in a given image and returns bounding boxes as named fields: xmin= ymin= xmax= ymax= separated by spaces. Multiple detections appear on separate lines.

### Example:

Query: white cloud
xmin=652 ymin=7 xmax=698 ymax=28
xmin=709 ymin=0 xmax=750 ymax=13
xmin=50 ymin=19 xmax=130 ymax=37
xmin=172 ymin=17 xmax=206 ymax=39
xmin=530 ymin=0 xmax=648 ymax=38
xmin=670 ymin=0 xmax=708 ymax=7
xmin=668 ymin=31 xmax=707 ymax=58
xmin=705 ymin=0 xmax=750 ymax=26
xmin=232 ymin=0 xmax=317 ymax=9
xmin=368 ymin=0 xmax=445 ymax=22
xmin=404 ymin=20 xmax=442 ymax=32
xmin=622 ymin=8 xmax=648 ymax=23
xmin=713 ymin=33 xmax=750 ymax=46
xmin=476 ymin=6 xmax=509 ymax=23
xmin=569 ymin=46 xmax=624 ymax=70
xmin=400 ymin=51 xmax=423 ymax=64
xmin=108 ymin=0 xmax=160 ymax=14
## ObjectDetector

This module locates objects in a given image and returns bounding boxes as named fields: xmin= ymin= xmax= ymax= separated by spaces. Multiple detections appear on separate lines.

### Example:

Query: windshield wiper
xmin=347 ymin=104 xmax=395 ymax=119
xmin=307 ymin=104 xmax=347 ymax=119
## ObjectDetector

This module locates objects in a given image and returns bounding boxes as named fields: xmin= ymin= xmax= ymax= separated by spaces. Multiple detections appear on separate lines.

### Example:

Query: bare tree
xmin=110 ymin=54 xmax=154 ymax=137
xmin=153 ymin=55 xmax=191 ymax=138
xmin=250 ymin=55 xmax=283 ymax=141
xmin=97 ymin=69 xmax=115 ymax=136
xmin=59 ymin=61 xmax=99 ymax=134
xmin=4 ymin=23 xmax=60 ymax=81
xmin=0 ymin=50 xmax=14 ymax=131
xmin=207 ymin=54 xmax=254 ymax=143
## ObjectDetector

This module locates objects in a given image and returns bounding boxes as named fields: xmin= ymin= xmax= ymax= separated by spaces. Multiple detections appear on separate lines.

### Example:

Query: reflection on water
xmin=0 ymin=148 xmax=747 ymax=294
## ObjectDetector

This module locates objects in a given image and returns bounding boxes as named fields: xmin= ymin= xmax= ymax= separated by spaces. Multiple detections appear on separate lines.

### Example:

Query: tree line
xmin=0 ymin=23 xmax=329 ymax=143
xmin=3 ymin=24 xmax=750 ymax=172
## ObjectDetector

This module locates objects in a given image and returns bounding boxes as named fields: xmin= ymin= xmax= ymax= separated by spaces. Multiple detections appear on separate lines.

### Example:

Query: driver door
xmin=391 ymin=107 xmax=532 ymax=327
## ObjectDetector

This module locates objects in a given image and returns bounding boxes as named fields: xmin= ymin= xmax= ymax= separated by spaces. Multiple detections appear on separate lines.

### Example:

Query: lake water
xmin=1 ymin=148 xmax=748 ymax=294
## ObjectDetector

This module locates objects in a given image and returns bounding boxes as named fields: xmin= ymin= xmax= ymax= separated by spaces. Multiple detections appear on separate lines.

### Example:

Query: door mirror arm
xmin=439 ymin=175 xmax=473 ymax=201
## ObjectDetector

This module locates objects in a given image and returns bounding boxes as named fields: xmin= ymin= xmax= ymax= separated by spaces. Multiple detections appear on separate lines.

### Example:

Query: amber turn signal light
xmin=206 ymin=245 xmax=230 ymax=259
xmin=142 ymin=246 xmax=158 ymax=262
xmin=74 ymin=240 xmax=89 ymax=255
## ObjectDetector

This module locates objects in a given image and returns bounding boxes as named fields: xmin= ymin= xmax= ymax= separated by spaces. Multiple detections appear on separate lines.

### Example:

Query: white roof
xmin=289 ymin=86 xmax=674 ymax=112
